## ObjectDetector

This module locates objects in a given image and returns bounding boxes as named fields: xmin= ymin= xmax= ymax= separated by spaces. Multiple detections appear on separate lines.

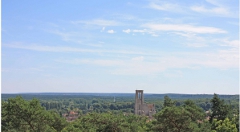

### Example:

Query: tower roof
xmin=136 ymin=90 xmax=143 ymax=92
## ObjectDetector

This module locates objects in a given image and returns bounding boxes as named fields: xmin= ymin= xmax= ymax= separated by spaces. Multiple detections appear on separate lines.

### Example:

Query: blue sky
xmin=2 ymin=0 xmax=239 ymax=94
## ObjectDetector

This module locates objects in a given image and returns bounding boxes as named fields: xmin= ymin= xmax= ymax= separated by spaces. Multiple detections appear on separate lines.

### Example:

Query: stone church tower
xmin=135 ymin=90 xmax=156 ymax=117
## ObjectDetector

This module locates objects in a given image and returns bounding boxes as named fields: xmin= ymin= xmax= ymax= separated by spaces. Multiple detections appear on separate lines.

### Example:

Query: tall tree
xmin=163 ymin=95 xmax=175 ymax=108
xmin=210 ymin=93 xmax=230 ymax=123
xmin=152 ymin=106 xmax=197 ymax=132
xmin=183 ymin=99 xmax=205 ymax=121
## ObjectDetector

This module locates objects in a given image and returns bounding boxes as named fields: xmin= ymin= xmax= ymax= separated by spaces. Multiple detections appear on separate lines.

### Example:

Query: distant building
xmin=63 ymin=111 xmax=79 ymax=122
xmin=135 ymin=90 xmax=156 ymax=118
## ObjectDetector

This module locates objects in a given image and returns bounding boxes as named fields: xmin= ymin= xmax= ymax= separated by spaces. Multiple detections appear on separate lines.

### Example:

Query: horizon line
xmin=1 ymin=92 xmax=239 ymax=95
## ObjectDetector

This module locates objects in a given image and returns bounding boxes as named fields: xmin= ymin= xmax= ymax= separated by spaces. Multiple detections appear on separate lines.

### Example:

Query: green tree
xmin=211 ymin=118 xmax=237 ymax=132
xmin=210 ymin=93 xmax=230 ymax=123
xmin=1 ymin=96 xmax=67 ymax=132
xmin=62 ymin=112 xmax=149 ymax=132
xmin=49 ymin=110 xmax=68 ymax=132
xmin=196 ymin=120 xmax=212 ymax=132
xmin=163 ymin=95 xmax=175 ymax=108
xmin=152 ymin=106 xmax=197 ymax=132
xmin=183 ymin=99 xmax=205 ymax=121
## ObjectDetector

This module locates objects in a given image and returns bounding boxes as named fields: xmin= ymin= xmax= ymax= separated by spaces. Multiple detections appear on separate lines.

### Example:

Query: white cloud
xmin=57 ymin=59 xmax=124 ymax=67
xmin=216 ymin=39 xmax=239 ymax=48
xmin=3 ymin=43 xmax=150 ymax=55
xmin=191 ymin=6 xmax=229 ymax=15
xmin=143 ymin=23 xmax=227 ymax=34
xmin=107 ymin=30 xmax=115 ymax=34
xmin=123 ymin=28 xmax=158 ymax=36
xmin=55 ymin=49 xmax=238 ymax=75
xmin=175 ymin=32 xmax=238 ymax=48
xmin=123 ymin=29 xmax=131 ymax=33
xmin=173 ymin=32 xmax=196 ymax=38
xmin=132 ymin=56 xmax=144 ymax=61
xmin=148 ymin=0 xmax=238 ymax=18
xmin=223 ymin=40 xmax=238 ymax=48
xmin=132 ymin=29 xmax=147 ymax=33
xmin=149 ymin=2 xmax=179 ymax=11
xmin=6 ymin=44 xmax=94 ymax=52
xmin=4 ymin=41 xmax=238 ymax=75
xmin=185 ymin=43 xmax=208 ymax=48
xmin=190 ymin=0 xmax=238 ymax=18
xmin=151 ymin=34 xmax=158 ymax=37
xmin=112 ymin=51 xmax=238 ymax=75
xmin=71 ymin=19 xmax=120 ymax=26
xmin=197 ymin=50 xmax=239 ymax=69
xmin=50 ymin=30 xmax=82 ymax=43
xmin=100 ymin=27 xmax=105 ymax=32
xmin=173 ymin=32 xmax=208 ymax=47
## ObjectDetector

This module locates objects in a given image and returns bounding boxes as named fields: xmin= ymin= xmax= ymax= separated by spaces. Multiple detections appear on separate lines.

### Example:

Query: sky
xmin=2 ymin=0 xmax=239 ymax=94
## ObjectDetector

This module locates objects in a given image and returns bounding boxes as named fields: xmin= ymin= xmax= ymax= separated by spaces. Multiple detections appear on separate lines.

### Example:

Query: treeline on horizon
xmin=2 ymin=92 xmax=239 ymax=100
xmin=1 ymin=93 xmax=239 ymax=131
xmin=2 ymin=93 xmax=239 ymax=112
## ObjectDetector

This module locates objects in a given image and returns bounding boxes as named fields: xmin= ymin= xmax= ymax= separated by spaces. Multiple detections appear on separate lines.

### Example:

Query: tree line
xmin=2 ymin=93 xmax=239 ymax=131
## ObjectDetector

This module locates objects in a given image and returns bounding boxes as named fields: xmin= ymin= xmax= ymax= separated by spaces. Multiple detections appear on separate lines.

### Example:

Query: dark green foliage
xmin=233 ymin=113 xmax=239 ymax=131
xmin=209 ymin=94 xmax=238 ymax=131
xmin=152 ymin=106 xmax=192 ymax=132
xmin=163 ymin=95 xmax=176 ymax=108
xmin=210 ymin=93 xmax=230 ymax=123
xmin=152 ymin=106 xmax=206 ymax=132
xmin=1 ymin=96 xmax=67 ymax=132
xmin=49 ymin=111 xmax=68 ymax=132
xmin=62 ymin=112 xmax=149 ymax=132
xmin=183 ymin=99 xmax=205 ymax=121
xmin=2 ymin=93 xmax=238 ymax=114
xmin=197 ymin=120 xmax=212 ymax=132
xmin=1 ymin=93 xmax=239 ymax=132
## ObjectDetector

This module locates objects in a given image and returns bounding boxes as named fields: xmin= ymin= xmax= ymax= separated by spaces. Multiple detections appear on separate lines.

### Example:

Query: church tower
xmin=134 ymin=90 xmax=156 ymax=117
xmin=135 ymin=90 xmax=144 ymax=115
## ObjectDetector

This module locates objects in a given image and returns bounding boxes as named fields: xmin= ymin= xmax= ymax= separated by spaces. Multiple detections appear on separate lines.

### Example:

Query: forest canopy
xmin=1 ymin=93 xmax=239 ymax=132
